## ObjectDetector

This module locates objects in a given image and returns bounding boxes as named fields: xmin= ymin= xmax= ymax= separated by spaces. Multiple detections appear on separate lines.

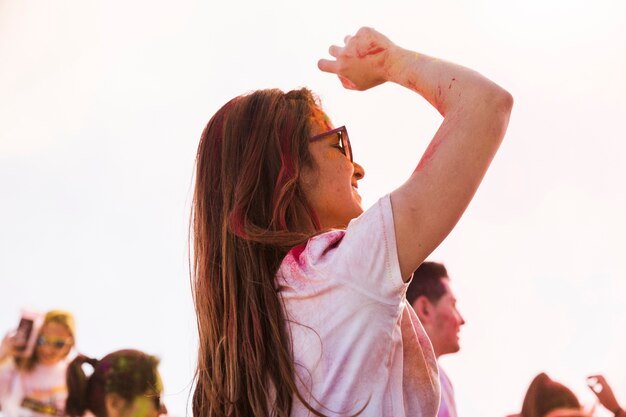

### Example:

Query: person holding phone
xmin=0 ymin=310 xmax=76 ymax=417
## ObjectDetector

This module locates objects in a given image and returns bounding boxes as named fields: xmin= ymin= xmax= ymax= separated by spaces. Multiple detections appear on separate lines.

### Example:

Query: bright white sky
xmin=1 ymin=1 xmax=625 ymax=416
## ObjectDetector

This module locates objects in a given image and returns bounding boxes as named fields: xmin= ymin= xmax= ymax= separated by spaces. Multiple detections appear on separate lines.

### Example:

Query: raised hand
xmin=587 ymin=375 xmax=622 ymax=414
xmin=0 ymin=333 xmax=17 ymax=361
xmin=318 ymin=27 xmax=397 ymax=91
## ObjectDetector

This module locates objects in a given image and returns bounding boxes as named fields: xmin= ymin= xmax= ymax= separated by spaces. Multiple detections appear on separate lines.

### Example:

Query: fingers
xmin=587 ymin=375 xmax=607 ymax=386
xmin=344 ymin=35 xmax=352 ymax=45
xmin=338 ymin=75 xmax=357 ymax=90
xmin=318 ymin=59 xmax=339 ymax=74
xmin=587 ymin=375 xmax=609 ymax=396
xmin=318 ymin=63 xmax=358 ymax=90
xmin=319 ymin=42 xmax=345 ymax=73
xmin=328 ymin=45 xmax=343 ymax=57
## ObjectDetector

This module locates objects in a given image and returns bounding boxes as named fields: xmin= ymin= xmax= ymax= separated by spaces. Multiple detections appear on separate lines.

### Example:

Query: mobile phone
xmin=12 ymin=309 xmax=44 ymax=358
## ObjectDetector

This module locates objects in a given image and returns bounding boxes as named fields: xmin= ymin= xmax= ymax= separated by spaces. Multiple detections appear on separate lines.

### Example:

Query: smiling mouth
xmin=352 ymin=186 xmax=362 ymax=202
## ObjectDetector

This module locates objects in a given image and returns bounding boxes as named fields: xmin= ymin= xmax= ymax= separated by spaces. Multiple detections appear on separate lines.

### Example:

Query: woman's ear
xmin=105 ymin=393 xmax=128 ymax=417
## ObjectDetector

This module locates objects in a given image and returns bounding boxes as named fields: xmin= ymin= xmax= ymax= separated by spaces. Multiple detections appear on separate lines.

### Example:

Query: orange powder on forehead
xmin=310 ymin=107 xmax=333 ymax=131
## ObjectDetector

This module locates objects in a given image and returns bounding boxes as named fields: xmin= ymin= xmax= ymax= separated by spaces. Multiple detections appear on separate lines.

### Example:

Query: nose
xmin=458 ymin=311 xmax=466 ymax=326
xmin=353 ymin=161 xmax=365 ymax=180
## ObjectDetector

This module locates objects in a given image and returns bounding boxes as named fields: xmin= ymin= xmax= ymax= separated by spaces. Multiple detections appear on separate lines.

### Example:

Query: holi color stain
xmin=311 ymin=106 xmax=333 ymax=131
xmin=357 ymin=42 xmax=386 ymax=59
xmin=415 ymin=136 xmax=444 ymax=173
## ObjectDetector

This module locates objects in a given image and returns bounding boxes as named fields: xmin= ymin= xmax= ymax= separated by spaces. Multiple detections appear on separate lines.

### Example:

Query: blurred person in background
xmin=511 ymin=372 xmax=624 ymax=417
xmin=407 ymin=262 xmax=465 ymax=417
xmin=520 ymin=373 xmax=586 ymax=417
xmin=65 ymin=349 xmax=167 ymax=417
xmin=0 ymin=310 xmax=76 ymax=417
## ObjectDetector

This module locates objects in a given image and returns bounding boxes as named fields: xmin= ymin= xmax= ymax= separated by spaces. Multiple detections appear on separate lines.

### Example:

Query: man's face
xmin=425 ymin=278 xmax=465 ymax=357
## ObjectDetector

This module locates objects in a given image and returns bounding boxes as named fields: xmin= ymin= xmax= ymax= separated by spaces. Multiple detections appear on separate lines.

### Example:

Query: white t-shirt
xmin=276 ymin=195 xmax=440 ymax=417
xmin=0 ymin=358 xmax=69 ymax=417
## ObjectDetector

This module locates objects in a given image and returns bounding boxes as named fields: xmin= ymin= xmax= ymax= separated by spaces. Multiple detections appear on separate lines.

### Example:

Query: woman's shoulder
xmin=283 ymin=194 xmax=394 ymax=267
xmin=278 ymin=194 xmax=401 ymax=286
xmin=279 ymin=229 xmax=345 ymax=277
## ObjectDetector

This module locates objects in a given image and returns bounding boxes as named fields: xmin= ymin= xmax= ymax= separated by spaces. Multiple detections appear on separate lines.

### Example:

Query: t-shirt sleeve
xmin=309 ymin=194 xmax=407 ymax=303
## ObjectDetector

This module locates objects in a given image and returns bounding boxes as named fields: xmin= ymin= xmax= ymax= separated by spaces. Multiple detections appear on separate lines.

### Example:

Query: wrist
xmin=384 ymin=46 xmax=419 ymax=85
xmin=614 ymin=408 xmax=625 ymax=417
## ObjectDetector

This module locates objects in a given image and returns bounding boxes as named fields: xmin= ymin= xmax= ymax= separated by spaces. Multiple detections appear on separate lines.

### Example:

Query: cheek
xmin=324 ymin=148 xmax=341 ymax=160
xmin=58 ymin=346 xmax=71 ymax=358
xmin=437 ymin=311 xmax=458 ymax=330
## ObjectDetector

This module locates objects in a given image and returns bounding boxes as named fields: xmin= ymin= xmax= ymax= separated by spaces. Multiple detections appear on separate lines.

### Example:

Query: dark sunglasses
xmin=36 ymin=336 xmax=71 ymax=350
xmin=309 ymin=125 xmax=353 ymax=163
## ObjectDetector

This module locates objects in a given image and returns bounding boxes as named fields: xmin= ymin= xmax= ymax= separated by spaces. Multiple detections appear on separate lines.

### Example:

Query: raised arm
xmin=319 ymin=27 xmax=513 ymax=279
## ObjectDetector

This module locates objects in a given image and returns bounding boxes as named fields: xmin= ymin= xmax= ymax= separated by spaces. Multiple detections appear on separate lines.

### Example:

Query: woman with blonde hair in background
xmin=0 ymin=310 xmax=76 ymax=417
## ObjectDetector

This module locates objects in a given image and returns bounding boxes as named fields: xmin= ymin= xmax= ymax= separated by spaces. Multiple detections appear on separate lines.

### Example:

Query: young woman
xmin=191 ymin=27 xmax=513 ymax=417
xmin=65 ymin=349 xmax=166 ymax=417
xmin=0 ymin=310 xmax=76 ymax=417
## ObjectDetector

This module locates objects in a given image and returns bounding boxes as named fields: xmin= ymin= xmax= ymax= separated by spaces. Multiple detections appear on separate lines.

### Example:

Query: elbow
xmin=488 ymin=87 xmax=513 ymax=136
xmin=490 ymin=86 xmax=514 ymax=115
xmin=499 ymin=88 xmax=514 ymax=114
xmin=477 ymin=86 xmax=513 ymax=143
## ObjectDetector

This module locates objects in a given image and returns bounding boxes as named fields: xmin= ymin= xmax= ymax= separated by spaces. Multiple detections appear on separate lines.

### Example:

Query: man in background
xmin=407 ymin=262 xmax=466 ymax=417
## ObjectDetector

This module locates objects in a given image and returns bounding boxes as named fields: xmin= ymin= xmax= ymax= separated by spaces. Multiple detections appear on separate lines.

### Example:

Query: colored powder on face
xmin=129 ymin=396 xmax=153 ymax=417
xmin=325 ymin=148 xmax=341 ymax=160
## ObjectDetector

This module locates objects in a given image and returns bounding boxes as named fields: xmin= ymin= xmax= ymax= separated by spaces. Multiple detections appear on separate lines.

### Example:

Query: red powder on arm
xmin=415 ymin=135 xmax=444 ymax=173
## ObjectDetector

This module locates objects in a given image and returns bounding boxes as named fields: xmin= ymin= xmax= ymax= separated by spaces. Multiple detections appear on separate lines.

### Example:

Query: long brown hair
xmin=191 ymin=88 xmax=327 ymax=416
